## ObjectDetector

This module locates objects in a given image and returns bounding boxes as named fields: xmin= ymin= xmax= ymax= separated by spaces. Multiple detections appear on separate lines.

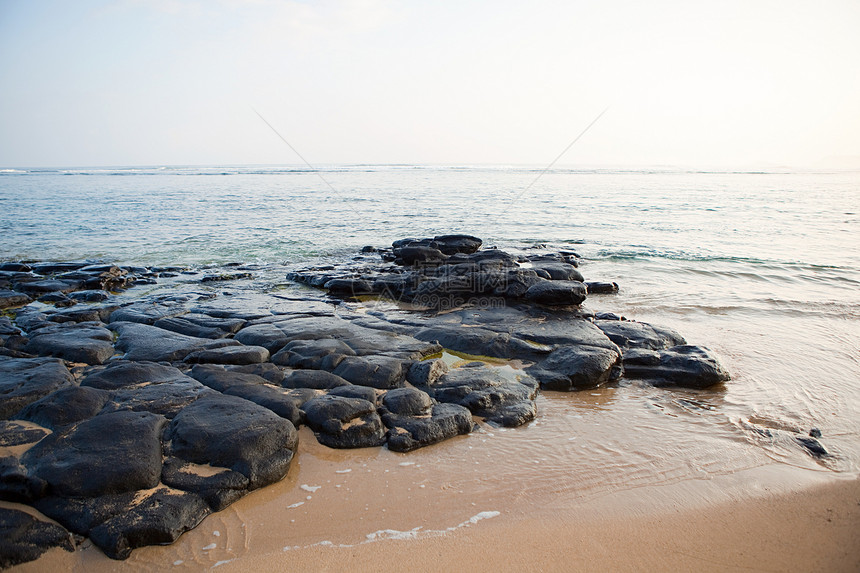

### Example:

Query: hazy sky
xmin=1 ymin=0 xmax=859 ymax=168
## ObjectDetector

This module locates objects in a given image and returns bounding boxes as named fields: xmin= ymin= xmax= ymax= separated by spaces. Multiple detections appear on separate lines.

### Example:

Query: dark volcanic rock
xmin=527 ymin=345 xmax=622 ymax=391
xmin=302 ymin=395 xmax=386 ymax=449
xmin=427 ymin=363 xmax=538 ymax=427
xmin=0 ymin=290 xmax=32 ymax=309
xmin=88 ymin=488 xmax=210 ymax=560
xmin=24 ymin=322 xmax=115 ymax=364
xmin=585 ymin=281 xmax=619 ymax=294
xmin=0 ymin=507 xmax=74 ymax=568
xmin=188 ymin=365 xmax=302 ymax=425
xmin=81 ymin=360 xmax=194 ymax=390
xmin=154 ymin=314 xmax=245 ymax=339
xmin=272 ymin=339 xmax=357 ymax=369
xmin=382 ymin=387 xmax=433 ymax=416
xmin=111 ymin=321 xmax=239 ymax=362
xmin=0 ymin=357 xmax=75 ymax=419
xmin=282 ymin=369 xmax=351 ymax=390
xmin=183 ymin=344 xmax=270 ymax=365
xmin=109 ymin=303 xmax=187 ymax=325
xmin=161 ymin=457 xmax=250 ymax=511
xmin=528 ymin=261 xmax=584 ymax=282
xmin=101 ymin=380 xmax=214 ymax=420
xmin=22 ymin=410 xmax=166 ymax=497
xmin=431 ymin=234 xmax=483 ymax=255
xmin=35 ymin=487 xmax=209 ymax=560
xmin=524 ymin=280 xmax=587 ymax=306
xmin=0 ymin=456 xmax=47 ymax=503
xmin=165 ymin=394 xmax=298 ymax=489
xmin=15 ymin=386 xmax=110 ymax=430
xmin=328 ymin=385 xmax=377 ymax=403
xmin=406 ymin=358 xmax=449 ymax=386
xmin=331 ymin=355 xmax=406 ymax=389
xmin=595 ymin=319 xmax=685 ymax=350
xmin=622 ymin=345 xmax=730 ymax=388
xmin=0 ymin=421 xmax=48 ymax=447
xmin=382 ymin=402 xmax=474 ymax=452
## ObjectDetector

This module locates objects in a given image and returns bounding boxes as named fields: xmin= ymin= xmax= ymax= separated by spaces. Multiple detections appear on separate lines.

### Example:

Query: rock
xmin=0 ymin=457 xmax=47 ymax=503
xmin=111 ymin=321 xmax=239 ymax=362
xmin=302 ymin=395 xmax=386 ymax=449
xmin=47 ymin=305 xmax=117 ymax=324
xmin=183 ymin=344 xmax=270 ymax=365
xmin=527 ymin=345 xmax=622 ymax=390
xmin=328 ymin=385 xmax=377 ymax=403
xmin=233 ymin=323 xmax=291 ymax=353
xmin=0 ymin=263 xmax=31 ymax=272
xmin=161 ymin=457 xmax=250 ymax=512
xmin=524 ymin=280 xmax=587 ymax=306
xmin=14 ymin=280 xmax=80 ymax=295
xmin=165 ymin=394 xmax=298 ymax=489
xmin=226 ymin=363 xmax=286 ymax=385
xmin=101 ymin=380 xmax=215 ymax=420
xmin=154 ymin=314 xmax=245 ymax=339
xmin=406 ymin=358 xmax=449 ymax=386
xmin=15 ymin=386 xmax=110 ymax=430
xmin=585 ymin=281 xmax=619 ymax=294
xmin=529 ymin=261 xmax=584 ymax=282
xmin=796 ymin=436 xmax=828 ymax=458
xmin=81 ymin=360 xmax=194 ymax=390
xmin=109 ymin=303 xmax=187 ymax=325
xmin=283 ymin=369 xmax=351 ymax=390
xmin=0 ymin=421 xmax=48 ymax=447
xmin=188 ymin=365 xmax=303 ymax=425
xmin=22 ymin=410 xmax=166 ymax=497
xmin=395 ymin=246 xmax=447 ymax=265
xmin=24 ymin=322 xmax=115 ymax=364
xmin=0 ymin=357 xmax=75 ymax=419
xmin=69 ymin=289 xmax=111 ymax=302
xmin=331 ymin=356 xmax=406 ymax=389
xmin=271 ymin=339 xmax=356 ymax=369
xmin=381 ymin=387 xmax=433 ymax=416
xmin=0 ymin=507 xmax=74 ymax=568
xmin=431 ymin=234 xmax=483 ymax=255
xmin=0 ymin=290 xmax=32 ymax=309
xmin=428 ymin=363 xmax=538 ymax=427
xmin=35 ymin=487 xmax=209 ymax=560
xmin=383 ymin=403 xmax=474 ymax=452
xmin=89 ymin=488 xmax=209 ymax=560
xmin=323 ymin=278 xmax=375 ymax=296
xmin=29 ymin=262 xmax=89 ymax=275
xmin=622 ymin=345 xmax=730 ymax=388
xmin=595 ymin=319 xmax=685 ymax=350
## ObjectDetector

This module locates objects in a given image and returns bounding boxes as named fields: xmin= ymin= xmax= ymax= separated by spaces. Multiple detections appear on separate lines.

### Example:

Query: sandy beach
xmin=10 ymin=421 xmax=859 ymax=572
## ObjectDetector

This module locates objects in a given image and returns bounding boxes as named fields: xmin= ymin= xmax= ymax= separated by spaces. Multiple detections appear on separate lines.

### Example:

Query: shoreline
xmin=14 ymin=466 xmax=859 ymax=571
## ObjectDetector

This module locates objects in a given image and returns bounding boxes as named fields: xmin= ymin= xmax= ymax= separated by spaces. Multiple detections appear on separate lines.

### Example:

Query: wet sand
xmin=12 ymin=423 xmax=860 ymax=572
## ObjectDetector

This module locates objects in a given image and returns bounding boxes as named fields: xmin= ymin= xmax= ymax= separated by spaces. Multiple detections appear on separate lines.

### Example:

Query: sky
xmin=1 ymin=0 xmax=859 ymax=168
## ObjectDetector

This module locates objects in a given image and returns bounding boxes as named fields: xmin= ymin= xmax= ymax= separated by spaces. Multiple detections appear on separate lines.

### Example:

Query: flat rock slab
xmin=0 ymin=507 xmax=74 ymax=569
xmin=111 ymin=322 xmax=239 ymax=362
xmin=0 ymin=357 xmax=75 ymax=419
xmin=24 ymin=323 xmax=115 ymax=364
xmin=81 ymin=360 xmax=197 ymax=390
xmin=0 ymin=290 xmax=32 ymax=309
xmin=184 ymin=344 xmax=270 ymax=365
xmin=525 ymin=280 xmax=587 ymax=306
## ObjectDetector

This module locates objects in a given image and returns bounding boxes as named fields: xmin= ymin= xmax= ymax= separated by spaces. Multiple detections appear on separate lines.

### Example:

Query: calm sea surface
xmin=1 ymin=165 xmax=859 ymax=560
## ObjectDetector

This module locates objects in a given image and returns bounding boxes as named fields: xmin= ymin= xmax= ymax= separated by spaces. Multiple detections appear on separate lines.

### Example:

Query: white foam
xmin=287 ymin=501 xmax=305 ymax=509
xmin=281 ymin=511 xmax=501 ymax=551
xmin=213 ymin=559 xmax=235 ymax=568
xmin=335 ymin=469 xmax=352 ymax=473
xmin=202 ymin=543 xmax=217 ymax=550
xmin=300 ymin=484 xmax=321 ymax=492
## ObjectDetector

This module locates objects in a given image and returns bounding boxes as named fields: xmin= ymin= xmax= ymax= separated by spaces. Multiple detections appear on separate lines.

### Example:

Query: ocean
xmin=1 ymin=165 xmax=859 ymax=561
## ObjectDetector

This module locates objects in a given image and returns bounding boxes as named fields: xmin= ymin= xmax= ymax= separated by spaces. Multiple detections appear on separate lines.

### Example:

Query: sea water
xmin=1 ymin=165 xmax=859 ymax=546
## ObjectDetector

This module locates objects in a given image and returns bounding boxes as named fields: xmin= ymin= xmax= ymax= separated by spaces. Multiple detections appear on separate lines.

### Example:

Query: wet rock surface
xmin=0 ymin=236 xmax=731 ymax=564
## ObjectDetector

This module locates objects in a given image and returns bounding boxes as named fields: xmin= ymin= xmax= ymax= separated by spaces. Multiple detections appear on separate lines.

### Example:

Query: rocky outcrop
xmin=0 ymin=237 xmax=732 ymax=564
